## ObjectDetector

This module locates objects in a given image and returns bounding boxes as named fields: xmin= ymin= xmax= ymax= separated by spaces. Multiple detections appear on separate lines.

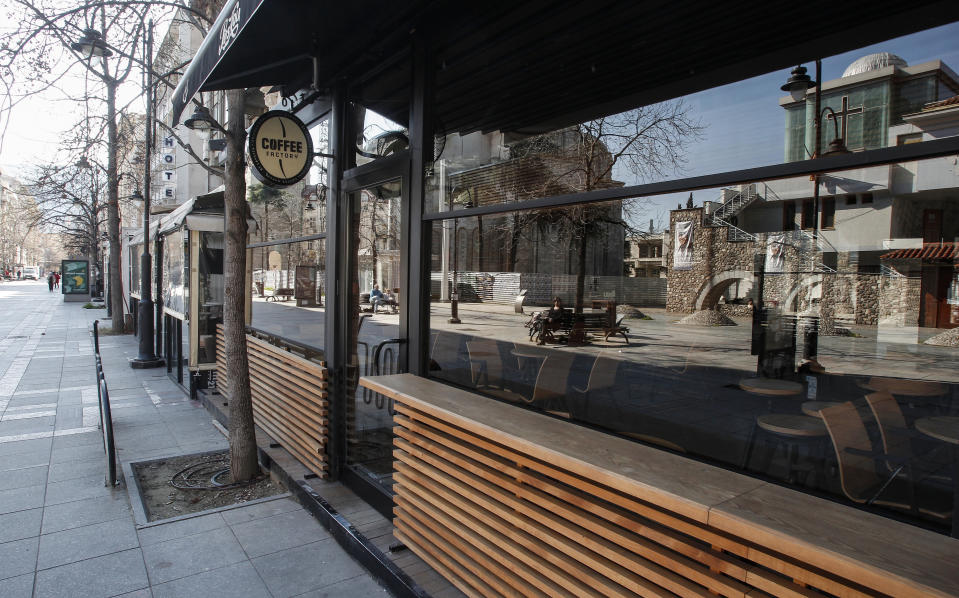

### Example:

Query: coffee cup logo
xmin=248 ymin=111 xmax=313 ymax=187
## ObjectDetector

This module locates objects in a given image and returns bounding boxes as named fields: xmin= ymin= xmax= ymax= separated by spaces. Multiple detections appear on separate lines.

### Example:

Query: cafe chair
xmin=865 ymin=391 xmax=952 ymax=483
xmin=530 ymin=352 xmax=576 ymax=417
xmin=820 ymin=402 xmax=951 ymax=522
xmin=467 ymin=339 xmax=525 ymax=403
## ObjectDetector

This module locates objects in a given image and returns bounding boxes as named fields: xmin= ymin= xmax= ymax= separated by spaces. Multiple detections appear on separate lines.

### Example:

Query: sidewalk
xmin=0 ymin=282 xmax=389 ymax=598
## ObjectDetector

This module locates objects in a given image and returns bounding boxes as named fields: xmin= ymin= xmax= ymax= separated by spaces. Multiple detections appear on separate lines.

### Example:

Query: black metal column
xmin=402 ymin=33 xmax=433 ymax=377
xmin=132 ymin=21 xmax=162 ymax=369
xmin=325 ymin=82 xmax=351 ymax=481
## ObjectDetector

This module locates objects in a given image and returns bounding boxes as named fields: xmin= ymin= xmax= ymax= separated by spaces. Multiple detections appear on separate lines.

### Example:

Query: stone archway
xmin=782 ymin=274 xmax=821 ymax=314
xmin=694 ymin=270 xmax=753 ymax=311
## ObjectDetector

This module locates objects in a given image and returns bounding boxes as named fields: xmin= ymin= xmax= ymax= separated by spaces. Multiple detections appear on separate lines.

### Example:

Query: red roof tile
xmin=881 ymin=242 xmax=958 ymax=260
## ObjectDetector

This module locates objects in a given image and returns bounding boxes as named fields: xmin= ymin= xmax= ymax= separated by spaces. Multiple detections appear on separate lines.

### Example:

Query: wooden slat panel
xmin=216 ymin=326 xmax=328 ymax=478
xmin=364 ymin=375 xmax=943 ymax=598
xmin=395 ymin=414 xmax=750 ymax=598
xmin=394 ymin=442 xmax=687 ymax=598
xmin=395 ymin=405 xmax=872 ymax=598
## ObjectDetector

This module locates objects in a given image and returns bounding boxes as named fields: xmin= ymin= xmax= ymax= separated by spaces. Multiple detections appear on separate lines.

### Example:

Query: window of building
xmin=821 ymin=197 xmax=836 ymax=229
xmin=801 ymin=199 xmax=815 ymax=229
xmin=782 ymin=202 xmax=796 ymax=231
xmin=898 ymin=132 xmax=923 ymax=145
xmin=861 ymin=192 xmax=873 ymax=204
xmin=844 ymin=194 xmax=856 ymax=205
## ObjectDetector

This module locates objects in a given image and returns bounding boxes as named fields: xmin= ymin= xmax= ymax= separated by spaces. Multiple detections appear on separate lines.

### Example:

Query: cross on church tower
xmin=825 ymin=96 xmax=863 ymax=145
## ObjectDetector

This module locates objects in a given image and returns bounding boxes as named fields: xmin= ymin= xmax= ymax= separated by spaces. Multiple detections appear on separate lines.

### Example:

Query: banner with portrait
xmin=673 ymin=220 xmax=694 ymax=270
xmin=766 ymin=233 xmax=787 ymax=273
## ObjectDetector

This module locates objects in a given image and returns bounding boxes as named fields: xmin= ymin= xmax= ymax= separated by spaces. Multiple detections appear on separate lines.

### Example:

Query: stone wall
xmin=878 ymin=272 xmax=922 ymax=326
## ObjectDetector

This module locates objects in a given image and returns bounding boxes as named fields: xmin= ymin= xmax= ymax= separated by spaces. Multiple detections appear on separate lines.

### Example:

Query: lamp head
xmin=184 ymin=105 xmax=215 ymax=137
xmin=781 ymin=65 xmax=815 ymax=102
xmin=71 ymin=29 xmax=113 ymax=58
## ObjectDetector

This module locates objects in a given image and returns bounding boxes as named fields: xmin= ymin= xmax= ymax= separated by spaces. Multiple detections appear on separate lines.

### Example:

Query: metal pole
xmin=132 ymin=19 xmax=162 ymax=369
xmin=812 ymin=59 xmax=822 ymax=239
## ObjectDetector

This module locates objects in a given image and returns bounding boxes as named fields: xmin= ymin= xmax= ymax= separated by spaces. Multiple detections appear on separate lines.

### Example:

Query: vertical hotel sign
xmin=248 ymin=111 xmax=313 ymax=187
xmin=673 ymin=221 xmax=694 ymax=270
xmin=160 ymin=135 xmax=176 ymax=202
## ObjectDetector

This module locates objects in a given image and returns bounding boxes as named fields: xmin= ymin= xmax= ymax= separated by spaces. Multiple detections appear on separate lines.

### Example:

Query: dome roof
xmin=842 ymin=52 xmax=908 ymax=77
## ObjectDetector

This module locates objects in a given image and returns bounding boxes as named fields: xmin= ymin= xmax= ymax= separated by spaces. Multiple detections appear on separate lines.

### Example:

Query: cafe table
xmin=914 ymin=416 xmax=959 ymax=537
xmin=739 ymin=377 xmax=803 ymax=397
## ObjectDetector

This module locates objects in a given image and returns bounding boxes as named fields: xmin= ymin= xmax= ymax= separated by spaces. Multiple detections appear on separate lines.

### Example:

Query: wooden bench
xmin=361 ymin=374 xmax=959 ymax=598
xmin=266 ymin=287 xmax=294 ymax=302
xmin=532 ymin=310 xmax=629 ymax=345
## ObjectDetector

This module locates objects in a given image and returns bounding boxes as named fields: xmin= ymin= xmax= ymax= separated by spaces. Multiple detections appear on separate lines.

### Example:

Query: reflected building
xmin=667 ymin=54 xmax=959 ymax=338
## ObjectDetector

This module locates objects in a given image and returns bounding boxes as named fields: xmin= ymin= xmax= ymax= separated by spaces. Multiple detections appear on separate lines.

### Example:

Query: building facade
xmin=164 ymin=3 xmax=959 ymax=596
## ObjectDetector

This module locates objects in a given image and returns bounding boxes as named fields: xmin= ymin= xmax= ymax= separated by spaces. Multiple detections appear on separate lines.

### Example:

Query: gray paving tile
xmin=37 ymin=517 xmax=139 ymax=570
xmin=0 ymin=484 xmax=45 ymax=515
xmin=141 ymin=526 xmax=247 ymax=585
xmin=151 ymin=560 xmax=271 ymax=598
xmin=41 ymin=493 xmax=130 ymax=534
xmin=51 ymin=432 xmax=105 ymax=449
xmin=50 ymin=441 xmax=104 ymax=464
xmin=231 ymin=508 xmax=328 ymax=558
xmin=252 ymin=539 xmax=367 ymax=598
xmin=221 ymin=497 xmax=301 ymax=525
xmin=0 ymin=436 xmax=51 ymax=457
xmin=110 ymin=590 xmax=153 ymax=598
xmin=0 ymin=536 xmax=39 ymax=581
xmin=47 ymin=456 xmax=105 ymax=483
xmin=34 ymin=548 xmax=149 ymax=598
xmin=291 ymin=574 xmax=390 ymax=598
xmin=44 ymin=474 xmax=114 ymax=506
xmin=0 ymin=450 xmax=49 ymax=472
xmin=137 ymin=512 xmax=226 ymax=547
xmin=0 ymin=416 xmax=56 ymax=435
xmin=0 ymin=465 xmax=47 ymax=491
xmin=0 ymin=572 xmax=35 ymax=598
xmin=0 ymin=507 xmax=42 ymax=545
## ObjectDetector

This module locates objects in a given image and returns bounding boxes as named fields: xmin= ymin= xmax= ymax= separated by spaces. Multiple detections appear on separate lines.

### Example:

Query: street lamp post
xmin=130 ymin=21 xmax=162 ymax=369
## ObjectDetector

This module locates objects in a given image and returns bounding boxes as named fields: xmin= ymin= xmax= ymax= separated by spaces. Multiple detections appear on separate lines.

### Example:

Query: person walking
xmin=53 ymin=271 xmax=60 ymax=289
xmin=47 ymin=272 xmax=54 ymax=291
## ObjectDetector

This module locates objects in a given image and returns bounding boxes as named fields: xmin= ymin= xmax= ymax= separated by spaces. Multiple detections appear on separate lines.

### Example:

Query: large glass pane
xmin=426 ymin=22 xmax=959 ymax=220
xmin=347 ymin=178 xmax=404 ymax=490
xmin=250 ymin=239 xmax=327 ymax=352
xmin=428 ymin=150 xmax=959 ymax=533
xmin=196 ymin=232 xmax=224 ymax=365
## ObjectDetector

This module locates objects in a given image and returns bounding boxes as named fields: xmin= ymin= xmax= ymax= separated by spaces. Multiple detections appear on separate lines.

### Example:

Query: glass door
xmin=345 ymin=177 xmax=405 ymax=492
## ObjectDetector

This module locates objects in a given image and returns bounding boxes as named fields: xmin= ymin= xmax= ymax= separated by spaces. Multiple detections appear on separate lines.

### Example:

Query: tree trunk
xmin=106 ymin=80 xmax=124 ymax=331
xmin=575 ymin=223 xmax=587 ymax=313
xmin=223 ymin=88 xmax=258 ymax=482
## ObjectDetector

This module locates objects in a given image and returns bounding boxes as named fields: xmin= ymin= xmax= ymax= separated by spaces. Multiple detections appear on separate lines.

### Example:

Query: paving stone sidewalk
xmin=0 ymin=281 xmax=389 ymax=598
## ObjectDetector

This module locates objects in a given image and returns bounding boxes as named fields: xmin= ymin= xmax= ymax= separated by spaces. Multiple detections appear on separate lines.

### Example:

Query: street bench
xmin=528 ymin=310 xmax=629 ymax=345
xmin=266 ymin=287 xmax=294 ymax=302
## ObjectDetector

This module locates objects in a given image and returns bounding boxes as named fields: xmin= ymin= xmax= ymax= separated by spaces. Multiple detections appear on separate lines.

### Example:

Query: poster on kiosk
xmin=61 ymin=260 xmax=90 ymax=302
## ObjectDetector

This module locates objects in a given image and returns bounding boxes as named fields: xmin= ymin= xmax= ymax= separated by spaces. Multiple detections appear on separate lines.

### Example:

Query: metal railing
xmin=92 ymin=321 xmax=119 ymax=487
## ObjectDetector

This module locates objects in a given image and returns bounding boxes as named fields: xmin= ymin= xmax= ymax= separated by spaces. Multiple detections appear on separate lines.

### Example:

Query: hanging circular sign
xmin=248 ymin=110 xmax=313 ymax=187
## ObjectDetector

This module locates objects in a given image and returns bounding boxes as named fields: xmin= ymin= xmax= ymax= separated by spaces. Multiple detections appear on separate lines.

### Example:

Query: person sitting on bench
xmin=370 ymin=284 xmax=385 ymax=313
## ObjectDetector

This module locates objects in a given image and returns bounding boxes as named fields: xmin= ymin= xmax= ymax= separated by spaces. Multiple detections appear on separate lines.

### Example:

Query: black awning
xmin=171 ymin=0 xmax=268 ymax=125
xmin=172 ymin=0 xmax=959 ymax=135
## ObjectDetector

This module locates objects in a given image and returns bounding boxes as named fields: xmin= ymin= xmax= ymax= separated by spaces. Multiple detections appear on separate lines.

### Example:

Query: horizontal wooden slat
xmin=395 ymin=414 xmax=750 ymax=598
xmin=364 ymin=374 xmax=947 ymax=598
xmin=216 ymin=326 xmax=328 ymax=478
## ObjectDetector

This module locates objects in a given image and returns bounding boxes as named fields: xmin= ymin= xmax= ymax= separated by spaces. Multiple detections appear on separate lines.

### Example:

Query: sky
xmin=2 ymin=17 xmax=958 ymax=223
xmin=631 ymin=20 xmax=959 ymax=228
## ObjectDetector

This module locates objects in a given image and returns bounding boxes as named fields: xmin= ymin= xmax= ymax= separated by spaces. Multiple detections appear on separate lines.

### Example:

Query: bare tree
xmin=0 ymin=0 xmax=216 ymax=327
xmin=491 ymin=102 xmax=703 ymax=310
xmin=0 ymin=174 xmax=44 ymax=271
xmin=28 ymin=160 xmax=109 ymax=278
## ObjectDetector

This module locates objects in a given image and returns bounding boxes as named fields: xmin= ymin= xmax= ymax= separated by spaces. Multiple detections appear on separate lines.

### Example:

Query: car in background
xmin=21 ymin=266 xmax=40 ymax=280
